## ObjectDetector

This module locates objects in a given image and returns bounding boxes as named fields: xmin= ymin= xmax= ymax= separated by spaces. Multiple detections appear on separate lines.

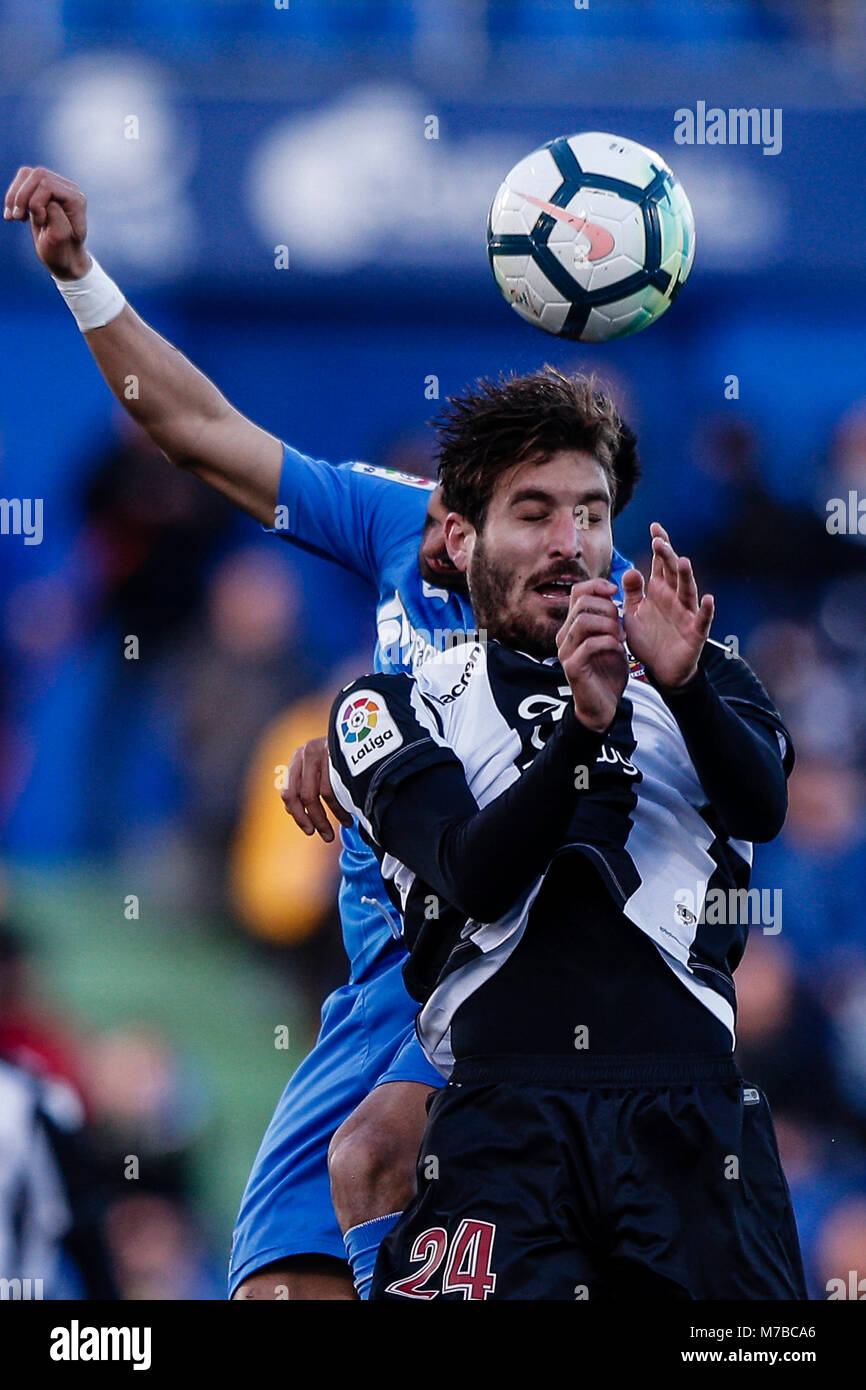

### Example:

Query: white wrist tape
xmin=52 ymin=255 xmax=126 ymax=332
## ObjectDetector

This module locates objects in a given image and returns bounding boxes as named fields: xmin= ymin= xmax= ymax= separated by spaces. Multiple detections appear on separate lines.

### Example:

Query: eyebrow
xmin=509 ymin=487 xmax=611 ymax=508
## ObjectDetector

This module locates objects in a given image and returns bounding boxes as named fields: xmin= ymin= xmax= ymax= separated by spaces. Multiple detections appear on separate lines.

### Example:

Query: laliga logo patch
xmin=351 ymin=463 xmax=434 ymax=491
xmin=339 ymin=692 xmax=403 ymax=771
xmin=340 ymin=696 xmax=380 ymax=744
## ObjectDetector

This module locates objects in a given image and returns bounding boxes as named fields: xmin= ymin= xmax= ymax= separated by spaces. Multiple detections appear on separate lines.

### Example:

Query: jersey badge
xmin=626 ymin=647 xmax=649 ymax=682
xmin=339 ymin=691 xmax=404 ymax=772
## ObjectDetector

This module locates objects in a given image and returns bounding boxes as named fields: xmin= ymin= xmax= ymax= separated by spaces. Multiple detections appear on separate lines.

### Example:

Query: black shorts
xmin=371 ymin=1054 xmax=807 ymax=1301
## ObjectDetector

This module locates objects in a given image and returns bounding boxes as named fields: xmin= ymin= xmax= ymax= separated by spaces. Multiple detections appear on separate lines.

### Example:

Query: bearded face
xmin=458 ymin=451 xmax=615 ymax=659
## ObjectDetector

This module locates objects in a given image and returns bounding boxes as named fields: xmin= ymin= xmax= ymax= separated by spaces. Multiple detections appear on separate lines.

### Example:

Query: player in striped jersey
xmin=328 ymin=372 xmax=807 ymax=1299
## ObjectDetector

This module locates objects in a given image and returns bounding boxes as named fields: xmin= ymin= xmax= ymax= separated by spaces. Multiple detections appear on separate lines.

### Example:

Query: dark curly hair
xmin=434 ymin=366 xmax=640 ymax=528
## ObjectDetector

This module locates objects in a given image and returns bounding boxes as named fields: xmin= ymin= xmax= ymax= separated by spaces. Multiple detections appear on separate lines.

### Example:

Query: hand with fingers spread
xmin=556 ymin=577 xmax=628 ymax=733
xmin=4 ymin=165 xmax=91 ymax=280
xmin=621 ymin=523 xmax=714 ymax=689
xmin=282 ymin=737 xmax=354 ymax=843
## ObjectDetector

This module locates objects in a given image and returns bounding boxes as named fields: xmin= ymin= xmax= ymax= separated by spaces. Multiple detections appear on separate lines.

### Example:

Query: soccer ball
xmin=487 ymin=131 xmax=695 ymax=342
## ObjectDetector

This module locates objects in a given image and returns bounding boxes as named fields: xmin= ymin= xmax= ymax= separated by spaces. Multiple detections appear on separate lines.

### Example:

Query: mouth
xmin=426 ymin=552 xmax=457 ymax=576
xmin=532 ymin=575 xmax=583 ymax=602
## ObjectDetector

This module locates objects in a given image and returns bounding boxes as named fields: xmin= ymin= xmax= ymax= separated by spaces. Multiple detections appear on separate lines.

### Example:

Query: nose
xmin=547 ymin=507 xmax=584 ymax=559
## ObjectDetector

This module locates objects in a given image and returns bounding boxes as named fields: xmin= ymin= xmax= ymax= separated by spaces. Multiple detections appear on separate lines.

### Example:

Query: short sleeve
xmin=266 ymin=445 xmax=434 ymax=581
xmin=327 ymin=673 xmax=460 ymax=837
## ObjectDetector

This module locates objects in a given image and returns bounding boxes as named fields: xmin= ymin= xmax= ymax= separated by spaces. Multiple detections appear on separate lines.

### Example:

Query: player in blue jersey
xmin=230 ymin=457 xmax=478 ymax=1300
xmin=6 ymin=165 xmax=638 ymax=1300
xmin=232 ymin=436 xmax=633 ymax=1301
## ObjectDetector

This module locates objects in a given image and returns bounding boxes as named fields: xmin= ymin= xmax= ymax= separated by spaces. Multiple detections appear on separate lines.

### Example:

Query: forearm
xmin=67 ymin=265 xmax=281 ymax=523
xmin=84 ymin=302 xmax=232 ymax=462
xmin=377 ymin=705 xmax=605 ymax=922
xmin=657 ymin=668 xmax=788 ymax=841
xmin=4 ymin=164 xmax=282 ymax=522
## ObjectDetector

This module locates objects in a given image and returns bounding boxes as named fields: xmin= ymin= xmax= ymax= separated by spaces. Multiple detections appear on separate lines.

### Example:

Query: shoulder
xmin=345 ymin=463 xmax=435 ymax=567
xmin=412 ymin=639 xmax=487 ymax=707
xmin=347 ymin=462 xmax=436 ymax=495
xmin=329 ymin=670 xmax=445 ymax=774
xmin=344 ymin=462 xmax=435 ymax=525
xmin=328 ymin=667 xmax=464 ymax=825
xmin=330 ymin=672 xmax=417 ymax=740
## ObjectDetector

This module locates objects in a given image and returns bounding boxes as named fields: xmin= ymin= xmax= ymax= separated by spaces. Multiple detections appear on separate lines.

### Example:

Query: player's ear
xmin=444 ymin=512 xmax=473 ymax=572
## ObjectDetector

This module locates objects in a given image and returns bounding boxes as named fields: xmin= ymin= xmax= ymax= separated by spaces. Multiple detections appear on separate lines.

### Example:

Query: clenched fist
xmin=4 ymin=165 xmax=91 ymax=280
xmin=556 ymin=577 xmax=628 ymax=733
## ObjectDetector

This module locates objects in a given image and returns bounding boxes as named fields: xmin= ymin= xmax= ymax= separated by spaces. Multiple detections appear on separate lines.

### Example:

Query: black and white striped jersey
xmin=0 ymin=1060 xmax=72 ymax=1292
xmin=328 ymin=636 xmax=793 ymax=1075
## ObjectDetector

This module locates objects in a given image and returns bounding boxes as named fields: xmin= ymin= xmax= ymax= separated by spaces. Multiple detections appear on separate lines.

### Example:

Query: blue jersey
xmin=272 ymin=442 xmax=631 ymax=982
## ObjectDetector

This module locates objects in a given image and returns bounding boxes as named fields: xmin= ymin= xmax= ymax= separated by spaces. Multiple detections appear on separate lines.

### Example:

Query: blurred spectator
xmin=79 ymin=1027 xmax=222 ymax=1299
xmin=694 ymin=417 xmax=866 ymax=626
xmin=835 ymin=972 xmax=866 ymax=1127
xmin=0 ymin=920 xmax=84 ymax=1095
xmin=81 ymin=1028 xmax=211 ymax=1165
xmin=734 ymin=934 xmax=866 ymax=1295
xmin=816 ymin=399 xmax=866 ymax=549
xmin=83 ymin=416 xmax=231 ymax=652
xmin=104 ymin=1192 xmax=222 ymax=1300
xmin=735 ymin=935 xmax=855 ymax=1139
xmin=164 ymin=548 xmax=315 ymax=908
xmin=231 ymin=694 xmax=339 ymax=911
xmin=817 ymin=1196 xmax=866 ymax=1300
xmin=746 ymin=621 xmax=864 ymax=764
xmin=751 ymin=759 xmax=866 ymax=978
xmin=230 ymin=686 xmax=357 ymax=1002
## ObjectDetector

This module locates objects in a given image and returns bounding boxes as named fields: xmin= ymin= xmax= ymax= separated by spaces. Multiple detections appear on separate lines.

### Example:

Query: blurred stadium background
xmin=1 ymin=0 xmax=866 ymax=1299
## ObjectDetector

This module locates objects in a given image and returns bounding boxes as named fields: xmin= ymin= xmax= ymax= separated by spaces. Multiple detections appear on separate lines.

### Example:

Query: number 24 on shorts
xmin=385 ymin=1220 xmax=497 ymax=1300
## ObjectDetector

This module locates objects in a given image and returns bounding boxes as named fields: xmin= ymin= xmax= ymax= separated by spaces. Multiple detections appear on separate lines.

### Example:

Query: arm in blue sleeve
xmin=372 ymin=705 xmax=605 ymax=923
xmin=268 ymin=445 xmax=430 ymax=579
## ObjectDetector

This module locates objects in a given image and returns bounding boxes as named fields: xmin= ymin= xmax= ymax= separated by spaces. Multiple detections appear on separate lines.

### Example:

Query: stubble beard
xmin=468 ymin=533 xmax=613 ymax=660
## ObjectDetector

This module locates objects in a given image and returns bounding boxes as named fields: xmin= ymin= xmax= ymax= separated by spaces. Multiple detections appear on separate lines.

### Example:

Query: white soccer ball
xmin=487 ymin=131 xmax=695 ymax=342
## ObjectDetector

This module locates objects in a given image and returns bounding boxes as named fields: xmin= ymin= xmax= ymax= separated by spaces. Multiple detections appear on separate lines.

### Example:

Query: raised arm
xmin=622 ymin=522 xmax=792 ymax=841
xmin=4 ymin=165 xmax=282 ymax=525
